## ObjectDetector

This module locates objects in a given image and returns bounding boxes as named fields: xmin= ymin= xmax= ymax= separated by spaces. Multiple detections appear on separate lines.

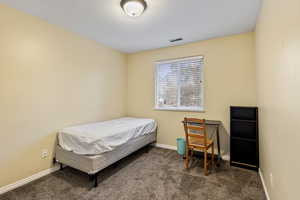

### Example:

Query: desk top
xmin=206 ymin=120 xmax=222 ymax=126
xmin=181 ymin=120 xmax=222 ymax=126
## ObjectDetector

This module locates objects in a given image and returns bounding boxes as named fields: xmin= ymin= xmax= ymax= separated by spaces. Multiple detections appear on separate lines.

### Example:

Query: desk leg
xmin=216 ymin=125 xmax=222 ymax=167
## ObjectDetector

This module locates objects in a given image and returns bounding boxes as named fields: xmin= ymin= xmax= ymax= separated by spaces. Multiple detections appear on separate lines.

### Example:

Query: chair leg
xmin=185 ymin=149 xmax=190 ymax=169
xmin=212 ymin=142 xmax=215 ymax=169
xmin=204 ymin=150 xmax=208 ymax=176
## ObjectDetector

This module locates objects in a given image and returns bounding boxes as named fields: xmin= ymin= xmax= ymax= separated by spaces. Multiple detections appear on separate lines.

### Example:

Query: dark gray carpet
xmin=0 ymin=147 xmax=266 ymax=200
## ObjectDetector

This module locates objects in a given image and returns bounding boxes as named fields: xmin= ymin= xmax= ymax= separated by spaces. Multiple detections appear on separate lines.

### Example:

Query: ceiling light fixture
xmin=120 ymin=0 xmax=147 ymax=17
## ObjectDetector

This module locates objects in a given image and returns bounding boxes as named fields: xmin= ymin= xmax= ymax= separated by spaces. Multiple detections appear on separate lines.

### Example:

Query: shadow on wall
xmin=207 ymin=124 xmax=230 ymax=159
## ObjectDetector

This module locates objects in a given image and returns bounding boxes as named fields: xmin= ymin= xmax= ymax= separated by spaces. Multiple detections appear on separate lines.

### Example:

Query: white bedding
xmin=58 ymin=117 xmax=157 ymax=155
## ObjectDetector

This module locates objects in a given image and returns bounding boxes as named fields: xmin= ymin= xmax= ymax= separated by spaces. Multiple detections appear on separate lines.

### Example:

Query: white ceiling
xmin=0 ymin=0 xmax=261 ymax=53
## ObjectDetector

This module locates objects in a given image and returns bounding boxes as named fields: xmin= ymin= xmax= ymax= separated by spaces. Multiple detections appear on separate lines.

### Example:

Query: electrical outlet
xmin=270 ymin=173 xmax=274 ymax=188
xmin=41 ymin=149 xmax=48 ymax=159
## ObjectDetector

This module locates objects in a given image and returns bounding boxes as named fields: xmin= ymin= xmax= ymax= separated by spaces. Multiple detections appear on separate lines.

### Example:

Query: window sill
xmin=154 ymin=107 xmax=205 ymax=112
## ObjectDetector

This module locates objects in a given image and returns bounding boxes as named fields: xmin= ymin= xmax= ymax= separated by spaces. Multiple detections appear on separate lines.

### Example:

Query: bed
xmin=55 ymin=117 xmax=157 ymax=187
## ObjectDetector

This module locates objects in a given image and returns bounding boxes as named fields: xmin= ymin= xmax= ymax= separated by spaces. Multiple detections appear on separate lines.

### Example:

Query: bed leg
xmin=94 ymin=173 xmax=98 ymax=187
xmin=89 ymin=174 xmax=93 ymax=181
xmin=89 ymin=173 xmax=98 ymax=187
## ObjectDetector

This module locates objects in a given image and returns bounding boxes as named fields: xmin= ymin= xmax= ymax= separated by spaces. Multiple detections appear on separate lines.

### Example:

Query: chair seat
xmin=189 ymin=138 xmax=213 ymax=149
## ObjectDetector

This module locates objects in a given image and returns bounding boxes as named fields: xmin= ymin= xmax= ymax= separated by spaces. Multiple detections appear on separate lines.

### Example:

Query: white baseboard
xmin=259 ymin=168 xmax=271 ymax=200
xmin=153 ymin=143 xmax=230 ymax=161
xmin=153 ymin=143 xmax=177 ymax=150
xmin=0 ymin=144 xmax=232 ymax=196
xmin=0 ymin=165 xmax=59 ymax=195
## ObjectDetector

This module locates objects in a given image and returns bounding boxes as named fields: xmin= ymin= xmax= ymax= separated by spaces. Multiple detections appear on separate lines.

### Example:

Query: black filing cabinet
xmin=230 ymin=106 xmax=259 ymax=171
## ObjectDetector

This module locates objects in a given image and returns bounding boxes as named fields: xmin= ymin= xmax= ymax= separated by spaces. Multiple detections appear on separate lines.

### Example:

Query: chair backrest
xmin=183 ymin=118 xmax=207 ymax=147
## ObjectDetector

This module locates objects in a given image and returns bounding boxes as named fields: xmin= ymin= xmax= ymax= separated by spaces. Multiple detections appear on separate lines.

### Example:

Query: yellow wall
xmin=127 ymin=32 xmax=257 ymax=157
xmin=255 ymin=0 xmax=300 ymax=199
xmin=0 ymin=5 xmax=127 ymax=187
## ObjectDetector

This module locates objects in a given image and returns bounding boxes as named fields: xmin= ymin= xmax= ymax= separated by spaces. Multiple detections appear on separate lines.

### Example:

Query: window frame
xmin=154 ymin=55 xmax=205 ymax=112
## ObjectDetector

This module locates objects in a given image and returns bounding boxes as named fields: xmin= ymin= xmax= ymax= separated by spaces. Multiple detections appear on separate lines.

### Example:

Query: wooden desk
xmin=183 ymin=120 xmax=222 ymax=166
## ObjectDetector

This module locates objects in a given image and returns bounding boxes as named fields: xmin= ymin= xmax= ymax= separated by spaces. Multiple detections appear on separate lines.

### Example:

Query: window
xmin=155 ymin=56 xmax=204 ymax=111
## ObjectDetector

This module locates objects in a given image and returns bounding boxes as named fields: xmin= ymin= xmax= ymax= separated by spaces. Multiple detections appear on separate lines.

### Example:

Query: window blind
xmin=155 ymin=56 xmax=204 ymax=111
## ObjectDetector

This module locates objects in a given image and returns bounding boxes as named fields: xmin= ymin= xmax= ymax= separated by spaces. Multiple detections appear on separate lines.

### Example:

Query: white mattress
xmin=58 ymin=117 xmax=157 ymax=155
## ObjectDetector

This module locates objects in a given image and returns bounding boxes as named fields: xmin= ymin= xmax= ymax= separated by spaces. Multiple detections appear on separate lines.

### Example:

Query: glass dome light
xmin=120 ymin=0 xmax=147 ymax=17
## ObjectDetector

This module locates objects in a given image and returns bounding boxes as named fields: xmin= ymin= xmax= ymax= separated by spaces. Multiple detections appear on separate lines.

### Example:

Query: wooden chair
xmin=183 ymin=118 xmax=215 ymax=175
